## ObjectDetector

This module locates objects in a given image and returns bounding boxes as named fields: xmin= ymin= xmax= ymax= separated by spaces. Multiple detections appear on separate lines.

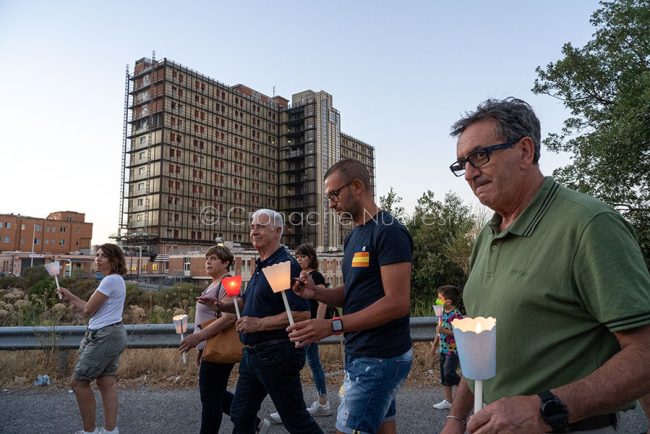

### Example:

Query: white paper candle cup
xmin=261 ymin=261 xmax=291 ymax=293
xmin=173 ymin=314 xmax=188 ymax=334
xmin=452 ymin=317 xmax=496 ymax=380
xmin=45 ymin=261 xmax=61 ymax=276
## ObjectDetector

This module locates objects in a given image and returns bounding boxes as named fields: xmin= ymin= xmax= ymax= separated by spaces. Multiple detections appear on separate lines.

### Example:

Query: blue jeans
xmin=230 ymin=340 xmax=323 ymax=434
xmin=336 ymin=348 xmax=412 ymax=434
xmin=305 ymin=342 xmax=327 ymax=397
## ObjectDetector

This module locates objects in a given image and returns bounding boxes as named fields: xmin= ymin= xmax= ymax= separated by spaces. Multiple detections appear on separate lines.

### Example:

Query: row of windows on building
xmin=167 ymin=102 xmax=277 ymax=132
xmin=135 ymin=134 xmax=278 ymax=161
xmin=167 ymin=71 xmax=279 ymax=119
xmin=0 ymin=222 xmax=74 ymax=233
xmin=159 ymin=228 xmax=246 ymax=243
xmin=134 ymin=159 xmax=273 ymax=180
xmin=166 ymin=129 xmax=277 ymax=148
xmin=1 ymin=236 xmax=67 ymax=245
xmin=166 ymin=103 xmax=279 ymax=131
xmin=131 ymin=172 xmax=277 ymax=194
xmin=162 ymin=195 xmax=275 ymax=209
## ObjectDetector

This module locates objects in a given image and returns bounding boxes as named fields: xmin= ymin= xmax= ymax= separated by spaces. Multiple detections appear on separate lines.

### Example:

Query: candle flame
xmin=223 ymin=276 xmax=242 ymax=297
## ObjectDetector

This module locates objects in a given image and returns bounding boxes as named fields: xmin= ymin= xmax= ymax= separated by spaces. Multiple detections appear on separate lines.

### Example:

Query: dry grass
xmin=0 ymin=342 xmax=440 ymax=389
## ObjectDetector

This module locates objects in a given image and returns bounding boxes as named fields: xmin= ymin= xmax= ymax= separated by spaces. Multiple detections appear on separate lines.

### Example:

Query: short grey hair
xmin=251 ymin=208 xmax=284 ymax=238
xmin=450 ymin=97 xmax=542 ymax=164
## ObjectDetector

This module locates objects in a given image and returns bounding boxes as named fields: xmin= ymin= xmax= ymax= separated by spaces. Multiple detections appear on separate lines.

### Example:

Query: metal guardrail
xmin=0 ymin=317 xmax=437 ymax=350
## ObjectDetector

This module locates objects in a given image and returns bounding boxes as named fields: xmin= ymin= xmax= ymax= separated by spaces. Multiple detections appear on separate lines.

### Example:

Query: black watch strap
xmin=538 ymin=390 xmax=569 ymax=433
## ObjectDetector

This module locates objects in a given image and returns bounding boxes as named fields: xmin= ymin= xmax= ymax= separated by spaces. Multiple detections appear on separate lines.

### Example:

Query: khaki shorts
xmin=73 ymin=323 xmax=127 ymax=381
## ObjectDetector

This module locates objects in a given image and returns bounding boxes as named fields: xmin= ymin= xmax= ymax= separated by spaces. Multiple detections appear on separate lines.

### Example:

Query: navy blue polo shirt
xmin=241 ymin=246 xmax=310 ymax=345
xmin=342 ymin=211 xmax=413 ymax=358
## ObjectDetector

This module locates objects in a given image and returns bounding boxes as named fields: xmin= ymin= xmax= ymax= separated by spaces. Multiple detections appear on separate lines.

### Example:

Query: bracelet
xmin=446 ymin=415 xmax=466 ymax=425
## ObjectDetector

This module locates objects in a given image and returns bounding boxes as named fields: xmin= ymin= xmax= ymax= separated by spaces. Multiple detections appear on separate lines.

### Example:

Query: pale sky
xmin=0 ymin=0 xmax=599 ymax=245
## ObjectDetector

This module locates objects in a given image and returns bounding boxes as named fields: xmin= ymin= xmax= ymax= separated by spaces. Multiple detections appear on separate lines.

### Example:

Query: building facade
xmin=0 ymin=211 xmax=93 ymax=255
xmin=165 ymin=246 xmax=344 ymax=289
xmin=118 ymin=57 xmax=374 ymax=258
xmin=0 ymin=211 xmax=93 ymax=276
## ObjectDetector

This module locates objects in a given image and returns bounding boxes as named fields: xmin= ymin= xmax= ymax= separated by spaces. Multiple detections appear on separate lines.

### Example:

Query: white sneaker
xmin=257 ymin=418 xmax=272 ymax=434
xmin=269 ymin=411 xmax=282 ymax=424
xmin=433 ymin=399 xmax=452 ymax=410
xmin=98 ymin=428 xmax=118 ymax=434
xmin=307 ymin=400 xmax=332 ymax=417
xmin=270 ymin=400 xmax=332 ymax=424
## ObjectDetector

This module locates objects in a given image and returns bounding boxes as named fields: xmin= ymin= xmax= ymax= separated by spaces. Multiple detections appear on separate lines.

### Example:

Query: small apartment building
xmin=0 ymin=211 xmax=93 ymax=255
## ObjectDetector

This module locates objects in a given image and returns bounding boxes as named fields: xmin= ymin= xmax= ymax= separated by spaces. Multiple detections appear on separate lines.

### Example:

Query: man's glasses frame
xmin=449 ymin=138 xmax=522 ymax=177
xmin=327 ymin=180 xmax=355 ymax=202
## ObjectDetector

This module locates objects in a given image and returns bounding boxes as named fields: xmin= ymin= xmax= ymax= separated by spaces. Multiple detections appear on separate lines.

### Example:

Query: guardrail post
xmin=57 ymin=349 xmax=69 ymax=377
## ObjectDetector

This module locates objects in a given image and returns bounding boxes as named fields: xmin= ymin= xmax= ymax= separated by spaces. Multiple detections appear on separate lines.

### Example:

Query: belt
xmin=87 ymin=321 xmax=123 ymax=333
xmin=243 ymin=338 xmax=291 ymax=351
xmin=566 ymin=413 xmax=617 ymax=432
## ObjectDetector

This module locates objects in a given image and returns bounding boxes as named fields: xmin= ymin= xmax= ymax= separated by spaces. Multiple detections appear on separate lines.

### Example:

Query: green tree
xmin=532 ymin=0 xmax=650 ymax=264
xmin=407 ymin=191 xmax=476 ymax=313
xmin=379 ymin=186 xmax=408 ymax=224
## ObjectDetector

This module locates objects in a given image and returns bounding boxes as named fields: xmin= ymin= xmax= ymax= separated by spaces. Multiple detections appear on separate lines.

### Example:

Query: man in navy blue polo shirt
xmin=288 ymin=159 xmax=413 ymax=434
xmin=229 ymin=209 xmax=323 ymax=434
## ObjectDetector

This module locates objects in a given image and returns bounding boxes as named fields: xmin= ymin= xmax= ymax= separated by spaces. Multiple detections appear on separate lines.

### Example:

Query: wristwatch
xmin=538 ymin=390 xmax=569 ymax=433
xmin=331 ymin=317 xmax=344 ymax=335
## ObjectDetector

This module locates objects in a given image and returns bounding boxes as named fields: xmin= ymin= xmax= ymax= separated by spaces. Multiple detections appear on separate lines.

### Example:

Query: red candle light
xmin=222 ymin=276 xmax=242 ymax=297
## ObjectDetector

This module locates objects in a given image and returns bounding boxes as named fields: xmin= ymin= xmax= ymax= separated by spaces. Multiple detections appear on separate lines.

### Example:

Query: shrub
xmin=0 ymin=275 xmax=22 ymax=290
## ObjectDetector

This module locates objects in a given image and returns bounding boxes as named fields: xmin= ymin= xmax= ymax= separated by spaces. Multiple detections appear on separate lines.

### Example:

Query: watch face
xmin=332 ymin=319 xmax=343 ymax=332
xmin=542 ymin=398 xmax=568 ymax=430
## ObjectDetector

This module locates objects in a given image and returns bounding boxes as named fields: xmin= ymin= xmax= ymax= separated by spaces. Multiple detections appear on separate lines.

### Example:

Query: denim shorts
xmin=73 ymin=323 xmax=127 ymax=381
xmin=336 ymin=348 xmax=412 ymax=434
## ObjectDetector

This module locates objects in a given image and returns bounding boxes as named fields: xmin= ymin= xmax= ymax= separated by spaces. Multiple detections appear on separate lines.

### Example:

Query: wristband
xmin=446 ymin=415 xmax=466 ymax=425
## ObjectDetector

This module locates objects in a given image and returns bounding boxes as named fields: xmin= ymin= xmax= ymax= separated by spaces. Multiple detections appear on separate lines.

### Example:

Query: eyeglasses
xmin=449 ymin=139 xmax=521 ymax=177
xmin=327 ymin=180 xmax=354 ymax=202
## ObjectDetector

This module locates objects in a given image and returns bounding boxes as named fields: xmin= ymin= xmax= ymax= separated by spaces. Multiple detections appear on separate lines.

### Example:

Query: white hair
xmin=251 ymin=208 xmax=284 ymax=238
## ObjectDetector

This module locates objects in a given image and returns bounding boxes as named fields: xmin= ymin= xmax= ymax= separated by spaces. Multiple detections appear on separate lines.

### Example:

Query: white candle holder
xmin=261 ymin=261 xmax=294 ymax=325
xmin=173 ymin=314 xmax=189 ymax=364
xmin=433 ymin=304 xmax=444 ymax=323
xmin=451 ymin=316 xmax=496 ymax=414
xmin=44 ymin=261 xmax=62 ymax=299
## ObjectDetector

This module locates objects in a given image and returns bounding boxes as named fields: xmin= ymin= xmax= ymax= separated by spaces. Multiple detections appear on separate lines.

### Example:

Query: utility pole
xmin=137 ymin=246 xmax=143 ymax=279
xmin=30 ymin=223 xmax=36 ymax=267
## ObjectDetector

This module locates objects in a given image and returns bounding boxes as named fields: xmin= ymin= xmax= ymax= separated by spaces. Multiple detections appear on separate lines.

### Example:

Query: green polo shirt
xmin=464 ymin=177 xmax=650 ymax=407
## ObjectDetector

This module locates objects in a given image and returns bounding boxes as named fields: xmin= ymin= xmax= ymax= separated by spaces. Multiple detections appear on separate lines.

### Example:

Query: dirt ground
xmin=0 ymin=341 xmax=441 ymax=389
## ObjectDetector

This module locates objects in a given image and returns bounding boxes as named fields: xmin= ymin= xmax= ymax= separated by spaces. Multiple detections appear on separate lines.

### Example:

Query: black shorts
xmin=439 ymin=353 xmax=460 ymax=387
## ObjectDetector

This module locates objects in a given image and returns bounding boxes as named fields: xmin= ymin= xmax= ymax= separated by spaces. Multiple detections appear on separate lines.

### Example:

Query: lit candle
xmin=222 ymin=276 xmax=242 ymax=319
xmin=173 ymin=314 xmax=189 ymax=364
xmin=261 ymin=261 xmax=294 ymax=325
xmin=451 ymin=316 xmax=496 ymax=415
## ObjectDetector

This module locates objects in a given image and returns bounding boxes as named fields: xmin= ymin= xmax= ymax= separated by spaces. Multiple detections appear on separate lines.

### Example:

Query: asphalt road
xmin=0 ymin=385 xmax=647 ymax=433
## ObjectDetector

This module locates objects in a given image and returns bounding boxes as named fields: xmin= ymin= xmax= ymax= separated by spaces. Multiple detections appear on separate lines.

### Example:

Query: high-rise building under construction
xmin=118 ymin=56 xmax=374 ymax=257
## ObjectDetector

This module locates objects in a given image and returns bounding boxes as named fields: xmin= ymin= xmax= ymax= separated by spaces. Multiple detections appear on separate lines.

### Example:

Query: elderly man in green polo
xmin=441 ymin=97 xmax=650 ymax=434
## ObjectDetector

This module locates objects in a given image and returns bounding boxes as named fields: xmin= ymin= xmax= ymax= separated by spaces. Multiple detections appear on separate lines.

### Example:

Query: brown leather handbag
xmin=200 ymin=316 xmax=243 ymax=364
